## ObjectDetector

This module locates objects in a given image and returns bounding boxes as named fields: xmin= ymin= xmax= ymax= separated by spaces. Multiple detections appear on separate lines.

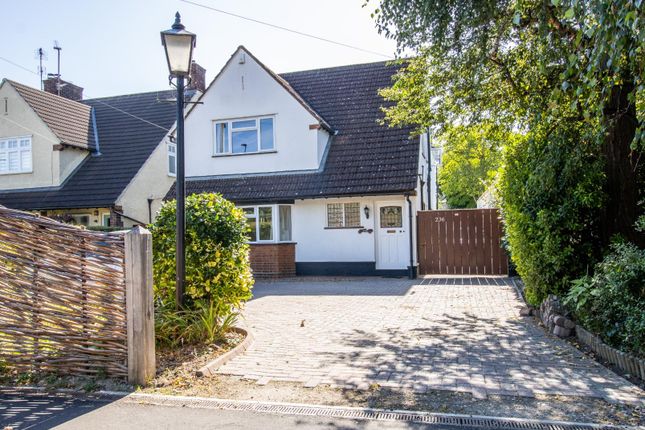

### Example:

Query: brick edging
xmin=196 ymin=327 xmax=254 ymax=377
xmin=575 ymin=326 xmax=645 ymax=381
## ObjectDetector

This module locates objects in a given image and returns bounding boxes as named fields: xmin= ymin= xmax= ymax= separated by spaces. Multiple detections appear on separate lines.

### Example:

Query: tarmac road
xmin=0 ymin=389 xmax=495 ymax=430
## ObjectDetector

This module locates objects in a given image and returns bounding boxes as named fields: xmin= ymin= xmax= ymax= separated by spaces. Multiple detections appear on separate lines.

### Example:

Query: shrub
xmin=155 ymin=301 xmax=239 ymax=348
xmin=564 ymin=242 xmax=645 ymax=357
xmin=149 ymin=193 xmax=253 ymax=346
xmin=499 ymin=125 xmax=605 ymax=305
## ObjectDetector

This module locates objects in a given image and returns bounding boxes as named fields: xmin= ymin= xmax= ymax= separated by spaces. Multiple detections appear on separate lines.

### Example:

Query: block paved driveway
xmin=218 ymin=277 xmax=644 ymax=404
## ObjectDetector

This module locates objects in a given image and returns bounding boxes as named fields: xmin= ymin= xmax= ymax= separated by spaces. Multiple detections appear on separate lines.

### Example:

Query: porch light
xmin=160 ymin=12 xmax=196 ymax=76
xmin=364 ymin=205 xmax=370 ymax=219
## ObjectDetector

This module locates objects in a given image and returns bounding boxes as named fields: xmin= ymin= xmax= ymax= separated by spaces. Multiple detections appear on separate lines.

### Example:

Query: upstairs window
xmin=0 ymin=136 xmax=32 ymax=174
xmin=167 ymin=142 xmax=176 ymax=176
xmin=214 ymin=116 xmax=275 ymax=155
xmin=326 ymin=202 xmax=361 ymax=228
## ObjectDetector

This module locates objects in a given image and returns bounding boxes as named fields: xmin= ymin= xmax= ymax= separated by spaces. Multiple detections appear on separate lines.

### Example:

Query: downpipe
xmin=405 ymin=194 xmax=416 ymax=279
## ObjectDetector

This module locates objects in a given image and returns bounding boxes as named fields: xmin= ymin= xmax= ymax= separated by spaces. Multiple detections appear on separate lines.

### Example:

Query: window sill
xmin=324 ymin=226 xmax=364 ymax=230
xmin=0 ymin=170 xmax=33 ymax=176
xmin=212 ymin=150 xmax=277 ymax=158
xmin=248 ymin=241 xmax=297 ymax=245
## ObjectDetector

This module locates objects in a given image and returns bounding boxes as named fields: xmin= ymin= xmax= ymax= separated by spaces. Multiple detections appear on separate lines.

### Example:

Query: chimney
xmin=187 ymin=61 xmax=206 ymax=93
xmin=43 ymin=78 xmax=84 ymax=101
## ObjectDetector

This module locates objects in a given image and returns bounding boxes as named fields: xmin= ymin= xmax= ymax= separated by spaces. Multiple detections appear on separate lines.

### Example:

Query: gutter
xmin=405 ymin=194 xmax=416 ymax=279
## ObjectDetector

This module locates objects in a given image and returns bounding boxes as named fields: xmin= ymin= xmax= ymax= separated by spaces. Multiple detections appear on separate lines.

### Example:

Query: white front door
xmin=376 ymin=202 xmax=408 ymax=270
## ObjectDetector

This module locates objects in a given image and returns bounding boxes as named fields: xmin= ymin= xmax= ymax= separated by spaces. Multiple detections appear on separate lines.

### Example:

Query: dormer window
xmin=214 ymin=116 xmax=275 ymax=155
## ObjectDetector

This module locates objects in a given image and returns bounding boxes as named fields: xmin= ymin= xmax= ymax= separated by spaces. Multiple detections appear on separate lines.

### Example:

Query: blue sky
xmin=2 ymin=0 xmax=398 ymax=98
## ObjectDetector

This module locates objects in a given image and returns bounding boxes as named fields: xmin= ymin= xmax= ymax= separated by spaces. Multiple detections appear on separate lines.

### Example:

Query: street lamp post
xmin=161 ymin=12 xmax=196 ymax=309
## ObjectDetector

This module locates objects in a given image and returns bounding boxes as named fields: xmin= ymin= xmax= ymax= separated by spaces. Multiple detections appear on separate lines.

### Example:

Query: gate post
xmin=124 ymin=226 xmax=155 ymax=386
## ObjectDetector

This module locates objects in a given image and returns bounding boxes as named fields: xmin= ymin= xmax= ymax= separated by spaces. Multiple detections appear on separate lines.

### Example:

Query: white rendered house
xmin=171 ymin=47 xmax=431 ymax=277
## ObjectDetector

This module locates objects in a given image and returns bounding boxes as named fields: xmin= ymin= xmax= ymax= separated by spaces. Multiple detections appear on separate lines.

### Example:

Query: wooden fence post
xmin=124 ymin=226 xmax=155 ymax=386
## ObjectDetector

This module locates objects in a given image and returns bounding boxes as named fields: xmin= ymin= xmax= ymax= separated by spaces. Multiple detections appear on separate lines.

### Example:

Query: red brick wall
xmin=249 ymin=243 xmax=296 ymax=278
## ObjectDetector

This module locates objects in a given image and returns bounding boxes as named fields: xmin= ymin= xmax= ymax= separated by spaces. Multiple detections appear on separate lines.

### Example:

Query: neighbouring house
xmin=428 ymin=144 xmax=442 ymax=210
xmin=167 ymin=46 xmax=434 ymax=278
xmin=0 ymin=64 xmax=205 ymax=227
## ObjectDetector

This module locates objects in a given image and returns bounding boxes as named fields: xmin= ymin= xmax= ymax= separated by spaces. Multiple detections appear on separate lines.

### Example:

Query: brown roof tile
xmin=7 ymin=79 xmax=94 ymax=150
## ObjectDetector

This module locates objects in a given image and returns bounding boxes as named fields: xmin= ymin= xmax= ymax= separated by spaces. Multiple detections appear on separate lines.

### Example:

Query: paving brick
xmin=215 ymin=277 xmax=644 ymax=404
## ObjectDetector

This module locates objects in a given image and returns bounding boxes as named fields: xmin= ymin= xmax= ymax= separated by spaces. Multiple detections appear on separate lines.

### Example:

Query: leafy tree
xmin=371 ymin=0 xmax=644 ymax=302
xmin=436 ymin=124 xmax=510 ymax=208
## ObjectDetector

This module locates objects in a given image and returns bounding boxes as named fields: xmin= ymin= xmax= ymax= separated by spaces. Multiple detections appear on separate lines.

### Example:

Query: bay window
xmin=242 ymin=204 xmax=292 ymax=243
xmin=214 ymin=116 xmax=275 ymax=155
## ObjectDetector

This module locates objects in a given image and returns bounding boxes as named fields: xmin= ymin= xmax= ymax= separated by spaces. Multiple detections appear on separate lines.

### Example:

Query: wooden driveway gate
xmin=417 ymin=209 xmax=508 ymax=275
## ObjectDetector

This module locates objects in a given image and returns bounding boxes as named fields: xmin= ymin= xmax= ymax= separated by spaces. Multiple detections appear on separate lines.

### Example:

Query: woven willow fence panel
xmin=0 ymin=206 xmax=128 ymax=378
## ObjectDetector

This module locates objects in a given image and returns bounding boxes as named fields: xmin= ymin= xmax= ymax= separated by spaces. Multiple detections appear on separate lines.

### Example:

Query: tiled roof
xmin=7 ymin=79 xmax=95 ymax=150
xmin=175 ymin=60 xmax=419 ymax=202
xmin=0 ymin=90 xmax=177 ymax=210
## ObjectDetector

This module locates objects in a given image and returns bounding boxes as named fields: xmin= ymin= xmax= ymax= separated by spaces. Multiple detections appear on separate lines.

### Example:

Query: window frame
xmin=167 ymin=142 xmax=177 ymax=176
xmin=101 ymin=213 xmax=111 ymax=227
xmin=326 ymin=202 xmax=362 ymax=229
xmin=212 ymin=115 xmax=276 ymax=156
xmin=0 ymin=135 xmax=32 ymax=175
xmin=70 ymin=213 xmax=91 ymax=227
xmin=240 ymin=203 xmax=293 ymax=244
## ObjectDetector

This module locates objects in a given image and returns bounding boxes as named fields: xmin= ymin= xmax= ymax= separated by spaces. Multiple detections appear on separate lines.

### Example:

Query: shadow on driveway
xmin=0 ymin=387 xmax=124 ymax=430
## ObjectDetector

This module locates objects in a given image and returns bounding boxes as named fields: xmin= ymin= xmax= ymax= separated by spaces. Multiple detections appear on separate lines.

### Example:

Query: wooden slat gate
xmin=417 ymin=209 xmax=508 ymax=275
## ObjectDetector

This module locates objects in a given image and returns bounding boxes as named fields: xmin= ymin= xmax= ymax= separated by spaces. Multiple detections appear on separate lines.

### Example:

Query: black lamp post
xmin=161 ymin=12 xmax=196 ymax=309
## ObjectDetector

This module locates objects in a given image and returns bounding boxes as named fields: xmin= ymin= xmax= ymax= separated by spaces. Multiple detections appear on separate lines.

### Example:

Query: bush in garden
xmin=564 ymin=241 xmax=645 ymax=357
xmin=149 ymin=193 xmax=253 ymax=346
xmin=498 ymin=125 xmax=605 ymax=305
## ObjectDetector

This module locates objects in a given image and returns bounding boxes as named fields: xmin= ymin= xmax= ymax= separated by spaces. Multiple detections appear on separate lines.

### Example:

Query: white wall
xmin=184 ymin=48 xmax=329 ymax=178
xmin=293 ymin=197 xmax=376 ymax=262
xmin=116 ymin=136 xmax=176 ymax=227
xmin=293 ymin=195 xmax=415 ymax=267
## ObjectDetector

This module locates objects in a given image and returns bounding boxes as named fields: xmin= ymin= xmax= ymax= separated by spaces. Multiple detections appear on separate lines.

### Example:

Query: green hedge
xmin=499 ymin=126 xmax=605 ymax=305
xmin=149 ymin=193 xmax=253 ymax=346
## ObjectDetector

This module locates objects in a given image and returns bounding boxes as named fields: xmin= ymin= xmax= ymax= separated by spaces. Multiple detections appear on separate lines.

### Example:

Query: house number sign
xmin=434 ymin=217 xmax=446 ymax=223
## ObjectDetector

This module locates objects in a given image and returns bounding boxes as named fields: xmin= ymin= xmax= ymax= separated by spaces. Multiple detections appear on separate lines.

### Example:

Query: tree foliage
xmin=436 ymin=124 xmax=509 ymax=208
xmin=371 ymin=0 xmax=644 ymax=303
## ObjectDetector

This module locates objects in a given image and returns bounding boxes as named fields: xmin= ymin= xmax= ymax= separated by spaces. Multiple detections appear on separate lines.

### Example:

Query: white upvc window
xmin=0 ymin=136 xmax=32 ymax=174
xmin=167 ymin=142 xmax=177 ymax=176
xmin=241 ymin=204 xmax=292 ymax=243
xmin=102 ymin=213 xmax=111 ymax=227
xmin=326 ymin=202 xmax=361 ymax=228
xmin=213 ymin=116 xmax=275 ymax=155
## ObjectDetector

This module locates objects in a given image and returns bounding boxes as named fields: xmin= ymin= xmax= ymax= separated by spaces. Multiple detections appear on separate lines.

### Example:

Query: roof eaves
xmin=7 ymin=79 xmax=92 ymax=150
